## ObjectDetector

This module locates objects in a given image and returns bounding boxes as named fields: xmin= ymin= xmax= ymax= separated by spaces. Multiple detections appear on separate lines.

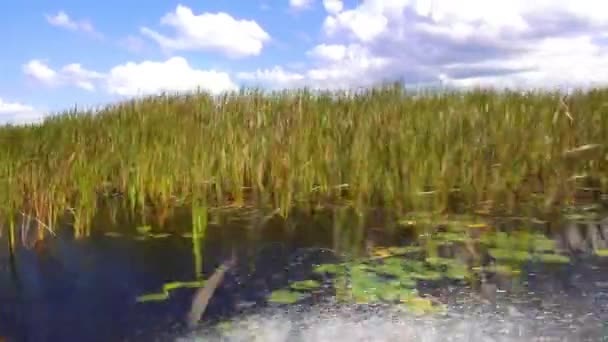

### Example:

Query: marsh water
xmin=2 ymin=206 xmax=608 ymax=342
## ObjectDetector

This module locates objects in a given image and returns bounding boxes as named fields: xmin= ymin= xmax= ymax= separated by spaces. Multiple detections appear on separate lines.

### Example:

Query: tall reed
xmin=1 ymin=83 xmax=606 ymax=237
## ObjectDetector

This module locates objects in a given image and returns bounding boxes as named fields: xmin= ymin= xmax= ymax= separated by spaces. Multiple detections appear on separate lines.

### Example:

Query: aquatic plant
xmin=267 ymin=216 xmax=575 ymax=314
xmin=0 ymin=83 xmax=607 ymax=239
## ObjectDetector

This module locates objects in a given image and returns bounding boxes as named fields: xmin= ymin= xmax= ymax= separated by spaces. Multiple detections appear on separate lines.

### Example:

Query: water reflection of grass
xmin=136 ymin=201 xmax=208 ymax=303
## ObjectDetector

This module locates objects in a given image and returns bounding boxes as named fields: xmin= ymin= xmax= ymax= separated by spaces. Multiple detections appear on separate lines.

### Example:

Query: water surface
xmin=1 ymin=209 xmax=608 ymax=341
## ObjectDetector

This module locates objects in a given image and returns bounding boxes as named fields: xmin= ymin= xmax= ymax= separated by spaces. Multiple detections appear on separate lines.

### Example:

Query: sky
xmin=2 ymin=0 xmax=608 ymax=125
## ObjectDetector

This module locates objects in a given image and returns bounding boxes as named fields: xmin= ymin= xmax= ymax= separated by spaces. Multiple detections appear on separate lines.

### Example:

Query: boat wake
xmin=177 ymin=300 xmax=605 ymax=342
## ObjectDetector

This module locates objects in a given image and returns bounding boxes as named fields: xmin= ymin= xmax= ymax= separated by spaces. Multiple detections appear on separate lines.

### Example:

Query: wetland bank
xmin=1 ymin=83 xmax=608 ymax=341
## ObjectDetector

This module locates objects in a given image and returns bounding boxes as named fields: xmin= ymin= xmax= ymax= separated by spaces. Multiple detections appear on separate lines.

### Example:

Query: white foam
xmin=176 ymin=300 xmax=604 ymax=342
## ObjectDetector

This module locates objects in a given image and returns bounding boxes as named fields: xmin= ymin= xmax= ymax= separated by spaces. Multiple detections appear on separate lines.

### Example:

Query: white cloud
xmin=140 ymin=5 xmax=270 ymax=58
xmin=45 ymin=11 xmax=103 ymax=38
xmin=323 ymin=6 xmax=388 ymax=42
xmin=22 ymin=1 xmax=608 ymax=110
xmin=258 ymin=0 xmax=608 ymax=91
xmin=442 ymin=35 xmax=608 ymax=90
xmin=290 ymin=0 xmax=314 ymax=11
xmin=60 ymin=63 xmax=105 ymax=91
xmin=305 ymin=43 xmax=391 ymax=88
xmin=0 ymin=98 xmax=45 ymax=126
xmin=23 ymin=60 xmax=59 ymax=86
xmin=106 ymin=57 xmax=238 ymax=96
xmin=23 ymin=60 xmax=104 ymax=91
xmin=238 ymin=66 xmax=305 ymax=88
xmin=23 ymin=57 xmax=237 ymax=96
xmin=240 ymin=44 xmax=390 ymax=90
xmin=323 ymin=0 xmax=343 ymax=14
xmin=307 ymin=44 xmax=347 ymax=61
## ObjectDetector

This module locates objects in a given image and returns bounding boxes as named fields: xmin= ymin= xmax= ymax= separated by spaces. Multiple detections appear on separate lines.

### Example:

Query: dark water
xmin=1 ymin=209 xmax=608 ymax=341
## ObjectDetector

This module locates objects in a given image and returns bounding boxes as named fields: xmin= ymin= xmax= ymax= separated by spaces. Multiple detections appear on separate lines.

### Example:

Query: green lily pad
xmin=532 ymin=235 xmax=557 ymax=252
xmin=136 ymin=292 xmax=169 ymax=302
xmin=445 ymin=263 xmax=469 ymax=280
xmin=216 ymin=320 xmax=234 ymax=334
xmin=387 ymin=246 xmax=423 ymax=255
xmin=135 ymin=279 xmax=206 ymax=303
xmin=136 ymin=225 xmax=152 ymax=234
xmin=426 ymin=257 xmax=454 ymax=266
xmin=472 ymin=264 xmax=520 ymax=275
xmin=150 ymin=233 xmax=171 ymax=239
xmin=163 ymin=280 xmax=206 ymax=291
xmin=401 ymin=296 xmax=443 ymax=315
xmin=435 ymin=232 xmax=469 ymax=243
xmin=596 ymin=249 xmax=608 ymax=257
xmin=314 ymin=263 xmax=344 ymax=274
xmin=488 ymin=248 xmax=531 ymax=262
xmin=268 ymin=289 xmax=304 ymax=304
xmin=536 ymin=253 xmax=570 ymax=264
xmin=376 ymin=259 xmax=406 ymax=277
xmin=411 ymin=270 xmax=442 ymax=281
xmin=289 ymin=280 xmax=321 ymax=291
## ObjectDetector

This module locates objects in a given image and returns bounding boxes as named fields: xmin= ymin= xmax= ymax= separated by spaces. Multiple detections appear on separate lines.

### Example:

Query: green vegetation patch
xmin=2 ymin=84 xmax=606 ymax=238
xmin=136 ymin=280 xmax=206 ymax=303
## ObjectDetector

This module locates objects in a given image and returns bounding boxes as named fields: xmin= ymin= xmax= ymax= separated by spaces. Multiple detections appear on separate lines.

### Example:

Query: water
xmin=180 ymin=302 xmax=606 ymax=341
xmin=1 ymin=209 xmax=608 ymax=341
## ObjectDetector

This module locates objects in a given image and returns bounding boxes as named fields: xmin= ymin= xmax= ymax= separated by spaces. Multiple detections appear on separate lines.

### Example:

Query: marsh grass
xmin=1 ymin=83 xmax=607 ymax=238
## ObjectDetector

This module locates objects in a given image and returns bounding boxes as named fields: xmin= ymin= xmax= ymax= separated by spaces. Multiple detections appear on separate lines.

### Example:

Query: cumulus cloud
xmin=106 ymin=57 xmax=238 ymax=96
xmin=238 ymin=66 xmax=305 ymax=88
xmin=23 ymin=60 xmax=59 ymax=86
xmin=243 ymin=0 xmax=608 ymax=91
xmin=240 ymin=44 xmax=390 ymax=90
xmin=24 ymin=1 xmax=608 ymax=103
xmin=290 ymin=0 xmax=314 ymax=11
xmin=323 ymin=0 xmax=343 ymax=14
xmin=45 ymin=11 xmax=103 ymax=38
xmin=305 ymin=43 xmax=391 ymax=88
xmin=441 ymin=35 xmax=608 ymax=90
xmin=140 ymin=5 xmax=270 ymax=58
xmin=23 ymin=57 xmax=237 ymax=96
xmin=307 ymin=44 xmax=347 ymax=61
xmin=0 ymin=98 xmax=45 ymax=126
xmin=23 ymin=60 xmax=104 ymax=91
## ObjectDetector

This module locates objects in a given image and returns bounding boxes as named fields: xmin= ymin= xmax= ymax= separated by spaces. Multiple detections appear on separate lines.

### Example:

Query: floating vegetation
xmin=268 ymin=289 xmax=307 ymax=304
xmin=105 ymin=229 xmax=170 ymax=240
xmin=150 ymin=233 xmax=171 ymax=239
xmin=481 ymin=231 xmax=570 ymax=264
xmin=536 ymin=253 xmax=570 ymax=264
xmin=268 ymin=213 xmax=584 ymax=315
xmin=596 ymin=249 xmax=608 ymax=257
xmin=136 ymin=225 xmax=152 ymax=235
xmin=289 ymin=280 xmax=322 ymax=291
xmin=472 ymin=264 xmax=521 ymax=276
xmin=136 ymin=280 xmax=207 ymax=303
xmin=1 ymin=84 xmax=607 ymax=239
xmin=271 ymin=246 xmax=453 ymax=312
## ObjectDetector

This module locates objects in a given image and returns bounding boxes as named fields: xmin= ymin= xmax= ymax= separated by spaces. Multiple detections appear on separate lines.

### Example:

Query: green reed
xmin=1 ymin=83 xmax=607 ymax=237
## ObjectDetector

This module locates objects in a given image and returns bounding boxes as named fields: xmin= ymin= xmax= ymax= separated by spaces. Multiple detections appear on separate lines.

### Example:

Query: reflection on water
xmin=1 ymin=206 xmax=608 ymax=341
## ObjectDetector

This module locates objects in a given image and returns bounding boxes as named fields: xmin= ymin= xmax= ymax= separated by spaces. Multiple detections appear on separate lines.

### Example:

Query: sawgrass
xmin=0 ymin=83 xmax=607 ymax=238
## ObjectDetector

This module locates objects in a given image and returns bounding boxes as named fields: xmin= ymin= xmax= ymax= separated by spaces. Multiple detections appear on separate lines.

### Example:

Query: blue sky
xmin=2 ymin=0 xmax=608 ymax=125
